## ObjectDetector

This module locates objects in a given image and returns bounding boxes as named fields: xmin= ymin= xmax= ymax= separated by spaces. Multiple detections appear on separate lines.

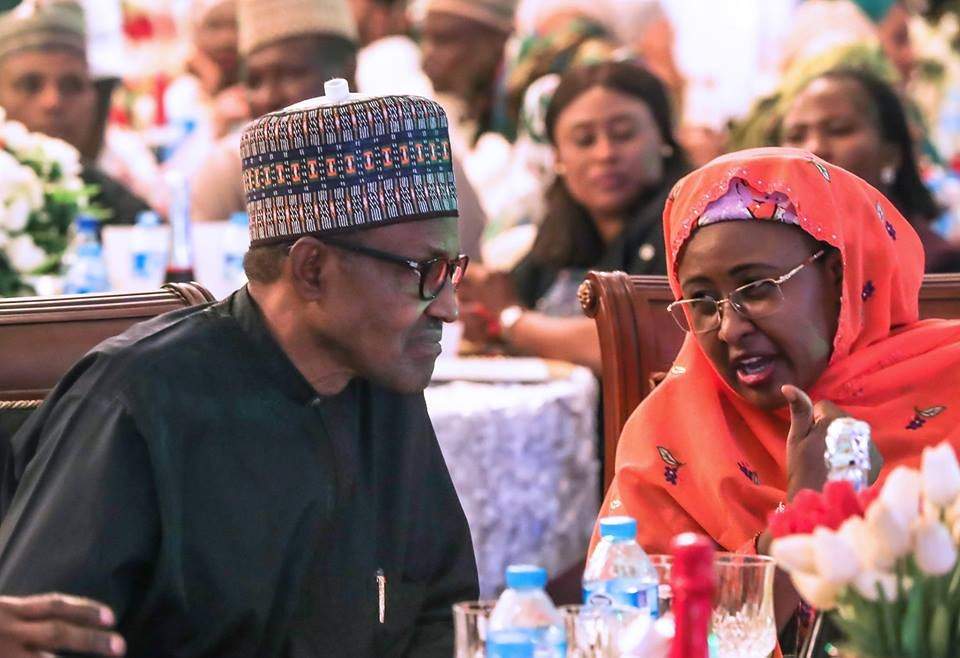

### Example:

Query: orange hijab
xmin=600 ymin=147 xmax=960 ymax=554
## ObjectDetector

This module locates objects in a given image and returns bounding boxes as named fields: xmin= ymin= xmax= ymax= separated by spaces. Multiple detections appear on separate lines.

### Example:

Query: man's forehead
xmin=362 ymin=217 xmax=460 ymax=251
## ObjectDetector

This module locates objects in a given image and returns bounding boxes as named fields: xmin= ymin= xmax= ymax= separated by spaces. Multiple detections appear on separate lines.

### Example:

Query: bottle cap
xmin=599 ymin=516 xmax=637 ymax=541
xmin=505 ymin=565 xmax=547 ymax=590
xmin=135 ymin=210 xmax=161 ymax=227
xmin=75 ymin=215 xmax=99 ymax=232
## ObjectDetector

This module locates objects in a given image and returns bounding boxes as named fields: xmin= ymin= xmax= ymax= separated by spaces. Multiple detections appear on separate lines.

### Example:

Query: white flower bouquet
xmin=770 ymin=442 xmax=960 ymax=658
xmin=0 ymin=106 xmax=101 ymax=295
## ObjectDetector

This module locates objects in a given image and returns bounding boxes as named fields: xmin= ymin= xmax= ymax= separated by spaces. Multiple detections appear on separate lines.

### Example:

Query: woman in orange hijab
xmin=600 ymin=146 xmax=960 ymax=628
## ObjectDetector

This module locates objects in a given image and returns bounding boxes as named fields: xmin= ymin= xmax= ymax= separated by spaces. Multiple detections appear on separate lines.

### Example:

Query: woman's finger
xmin=782 ymin=384 xmax=814 ymax=443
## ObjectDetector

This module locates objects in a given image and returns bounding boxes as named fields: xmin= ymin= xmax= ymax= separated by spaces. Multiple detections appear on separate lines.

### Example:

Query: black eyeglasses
xmin=667 ymin=250 xmax=825 ymax=334
xmin=319 ymin=236 xmax=469 ymax=301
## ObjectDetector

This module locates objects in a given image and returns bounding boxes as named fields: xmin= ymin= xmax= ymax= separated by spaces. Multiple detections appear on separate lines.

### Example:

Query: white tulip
xmin=922 ymin=443 xmax=960 ymax=508
xmin=863 ymin=500 xmax=912 ymax=570
xmin=5 ymin=233 xmax=46 ymax=272
xmin=791 ymin=571 xmax=841 ymax=610
xmin=853 ymin=570 xmax=900 ymax=602
xmin=880 ymin=466 xmax=922 ymax=527
xmin=838 ymin=515 xmax=868 ymax=551
xmin=812 ymin=527 xmax=860 ymax=585
xmin=771 ymin=535 xmax=817 ymax=574
xmin=914 ymin=516 xmax=958 ymax=576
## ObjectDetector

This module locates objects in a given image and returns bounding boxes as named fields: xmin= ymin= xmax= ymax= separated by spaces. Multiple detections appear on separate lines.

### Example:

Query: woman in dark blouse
xmin=460 ymin=60 xmax=688 ymax=372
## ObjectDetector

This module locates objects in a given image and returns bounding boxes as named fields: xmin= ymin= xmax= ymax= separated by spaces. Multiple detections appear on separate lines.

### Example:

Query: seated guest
xmin=190 ymin=0 xmax=359 ymax=222
xmin=779 ymin=68 xmax=960 ymax=272
xmin=420 ymin=0 xmax=517 ymax=143
xmin=0 ymin=0 xmax=148 ymax=224
xmin=460 ymin=61 xmax=688 ymax=373
xmin=0 ymin=85 xmax=478 ymax=656
xmin=599 ymin=147 xmax=960 ymax=630
xmin=192 ymin=0 xmax=487 ymax=259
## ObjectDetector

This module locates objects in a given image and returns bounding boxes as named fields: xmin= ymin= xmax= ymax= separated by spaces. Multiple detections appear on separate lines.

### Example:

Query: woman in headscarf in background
xmin=598 ymin=147 xmax=960 ymax=639
xmin=779 ymin=67 xmax=960 ymax=271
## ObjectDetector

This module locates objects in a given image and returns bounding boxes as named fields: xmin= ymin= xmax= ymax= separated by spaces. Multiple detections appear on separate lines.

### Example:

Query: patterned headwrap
xmin=240 ymin=79 xmax=459 ymax=246
xmin=0 ymin=0 xmax=85 ymax=62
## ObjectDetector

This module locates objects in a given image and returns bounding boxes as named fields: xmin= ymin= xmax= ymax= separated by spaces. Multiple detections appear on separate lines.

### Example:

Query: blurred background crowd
xmin=3 ymin=0 xmax=960 ymax=371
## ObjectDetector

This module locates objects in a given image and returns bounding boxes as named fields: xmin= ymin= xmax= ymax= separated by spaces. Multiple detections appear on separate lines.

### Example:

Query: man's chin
xmin=369 ymin=362 xmax=435 ymax=395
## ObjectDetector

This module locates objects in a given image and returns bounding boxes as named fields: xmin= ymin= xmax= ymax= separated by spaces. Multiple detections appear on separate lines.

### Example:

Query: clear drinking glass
xmin=711 ymin=554 xmax=777 ymax=658
xmin=648 ymin=554 xmax=673 ymax=616
xmin=560 ymin=603 xmax=642 ymax=658
xmin=453 ymin=600 xmax=496 ymax=658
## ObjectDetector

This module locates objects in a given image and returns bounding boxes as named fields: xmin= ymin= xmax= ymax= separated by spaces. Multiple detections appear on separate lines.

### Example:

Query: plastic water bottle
xmin=62 ymin=215 xmax=110 ymax=294
xmin=130 ymin=210 xmax=168 ymax=289
xmin=223 ymin=211 xmax=249 ymax=289
xmin=164 ymin=171 xmax=195 ymax=283
xmin=583 ymin=516 xmax=660 ymax=618
xmin=487 ymin=565 xmax=567 ymax=658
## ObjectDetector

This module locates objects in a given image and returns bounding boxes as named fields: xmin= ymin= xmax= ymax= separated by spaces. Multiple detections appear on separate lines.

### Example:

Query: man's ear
xmin=288 ymin=237 xmax=328 ymax=300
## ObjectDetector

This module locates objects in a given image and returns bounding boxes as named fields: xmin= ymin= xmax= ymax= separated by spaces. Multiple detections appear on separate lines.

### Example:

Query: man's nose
xmin=37 ymin=82 xmax=63 ymax=110
xmin=426 ymin=279 xmax=459 ymax=323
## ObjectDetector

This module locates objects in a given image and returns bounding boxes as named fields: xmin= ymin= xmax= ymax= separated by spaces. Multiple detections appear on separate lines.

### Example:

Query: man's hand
xmin=0 ymin=594 xmax=125 ymax=657
xmin=782 ymin=385 xmax=850 ymax=500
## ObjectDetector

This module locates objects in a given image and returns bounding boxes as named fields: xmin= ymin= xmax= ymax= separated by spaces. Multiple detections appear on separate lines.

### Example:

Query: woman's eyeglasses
xmin=667 ymin=250 xmax=825 ymax=334
xmin=319 ymin=236 xmax=469 ymax=301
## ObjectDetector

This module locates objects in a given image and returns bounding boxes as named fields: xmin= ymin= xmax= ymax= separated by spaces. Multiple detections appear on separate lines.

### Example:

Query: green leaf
xmin=901 ymin=576 xmax=926 ymax=657
xmin=930 ymin=602 xmax=951 ymax=658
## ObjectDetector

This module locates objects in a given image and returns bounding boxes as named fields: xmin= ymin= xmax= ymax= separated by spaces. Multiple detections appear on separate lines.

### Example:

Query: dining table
xmin=425 ymin=357 xmax=600 ymax=597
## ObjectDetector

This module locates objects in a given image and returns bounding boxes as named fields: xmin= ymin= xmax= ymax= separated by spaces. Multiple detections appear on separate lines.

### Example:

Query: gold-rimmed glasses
xmin=667 ymin=250 xmax=825 ymax=334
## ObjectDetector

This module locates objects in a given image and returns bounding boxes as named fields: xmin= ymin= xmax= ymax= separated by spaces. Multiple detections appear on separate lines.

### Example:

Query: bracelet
xmin=498 ymin=306 xmax=524 ymax=341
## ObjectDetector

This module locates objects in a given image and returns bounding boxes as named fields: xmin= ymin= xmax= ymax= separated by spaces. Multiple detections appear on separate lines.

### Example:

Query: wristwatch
xmin=498 ymin=305 xmax=524 ymax=340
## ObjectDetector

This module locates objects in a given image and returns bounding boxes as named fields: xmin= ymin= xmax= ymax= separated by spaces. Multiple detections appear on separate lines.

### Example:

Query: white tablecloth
xmin=425 ymin=365 xmax=600 ymax=597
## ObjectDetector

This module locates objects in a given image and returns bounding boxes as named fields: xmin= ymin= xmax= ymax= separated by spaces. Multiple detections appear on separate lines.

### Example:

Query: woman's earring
xmin=554 ymin=162 xmax=567 ymax=176
xmin=880 ymin=165 xmax=896 ymax=186
xmin=660 ymin=144 xmax=674 ymax=158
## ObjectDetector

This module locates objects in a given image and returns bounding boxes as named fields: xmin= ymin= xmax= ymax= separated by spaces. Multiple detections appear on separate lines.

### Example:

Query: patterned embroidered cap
xmin=240 ymin=79 xmax=459 ymax=246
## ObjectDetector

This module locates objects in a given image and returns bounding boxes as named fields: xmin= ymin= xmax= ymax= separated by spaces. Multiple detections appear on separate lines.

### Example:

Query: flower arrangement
xmin=770 ymin=442 xmax=960 ymax=658
xmin=0 ymin=106 xmax=101 ymax=296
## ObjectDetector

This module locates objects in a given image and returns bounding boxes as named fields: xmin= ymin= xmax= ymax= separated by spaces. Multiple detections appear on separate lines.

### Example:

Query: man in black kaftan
xmin=0 ymin=76 xmax=478 ymax=657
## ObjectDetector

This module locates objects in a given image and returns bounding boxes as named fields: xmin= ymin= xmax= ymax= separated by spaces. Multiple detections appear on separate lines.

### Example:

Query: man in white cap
xmin=193 ymin=0 xmax=487 ymax=261
xmin=0 ymin=80 xmax=478 ymax=657
xmin=190 ymin=0 xmax=359 ymax=223
xmin=420 ymin=0 xmax=518 ymax=144
xmin=0 ymin=0 xmax=150 ymax=223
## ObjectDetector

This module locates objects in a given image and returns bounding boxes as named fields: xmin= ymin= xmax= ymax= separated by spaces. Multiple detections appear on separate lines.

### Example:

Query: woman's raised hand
xmin=782 ymin=384 xmax=849 ymax=500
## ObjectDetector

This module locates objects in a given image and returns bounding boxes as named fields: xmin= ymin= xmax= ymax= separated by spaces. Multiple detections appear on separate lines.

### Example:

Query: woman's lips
xmin=734 ymin=355 xmax=777 ymax=387
xmin=592 ymin=172 xmax=629 ymax=191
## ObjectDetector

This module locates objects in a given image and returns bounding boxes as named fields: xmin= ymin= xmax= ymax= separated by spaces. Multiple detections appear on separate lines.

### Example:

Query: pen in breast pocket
xmin=376 ymin=568 xmax=386 ymax=624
